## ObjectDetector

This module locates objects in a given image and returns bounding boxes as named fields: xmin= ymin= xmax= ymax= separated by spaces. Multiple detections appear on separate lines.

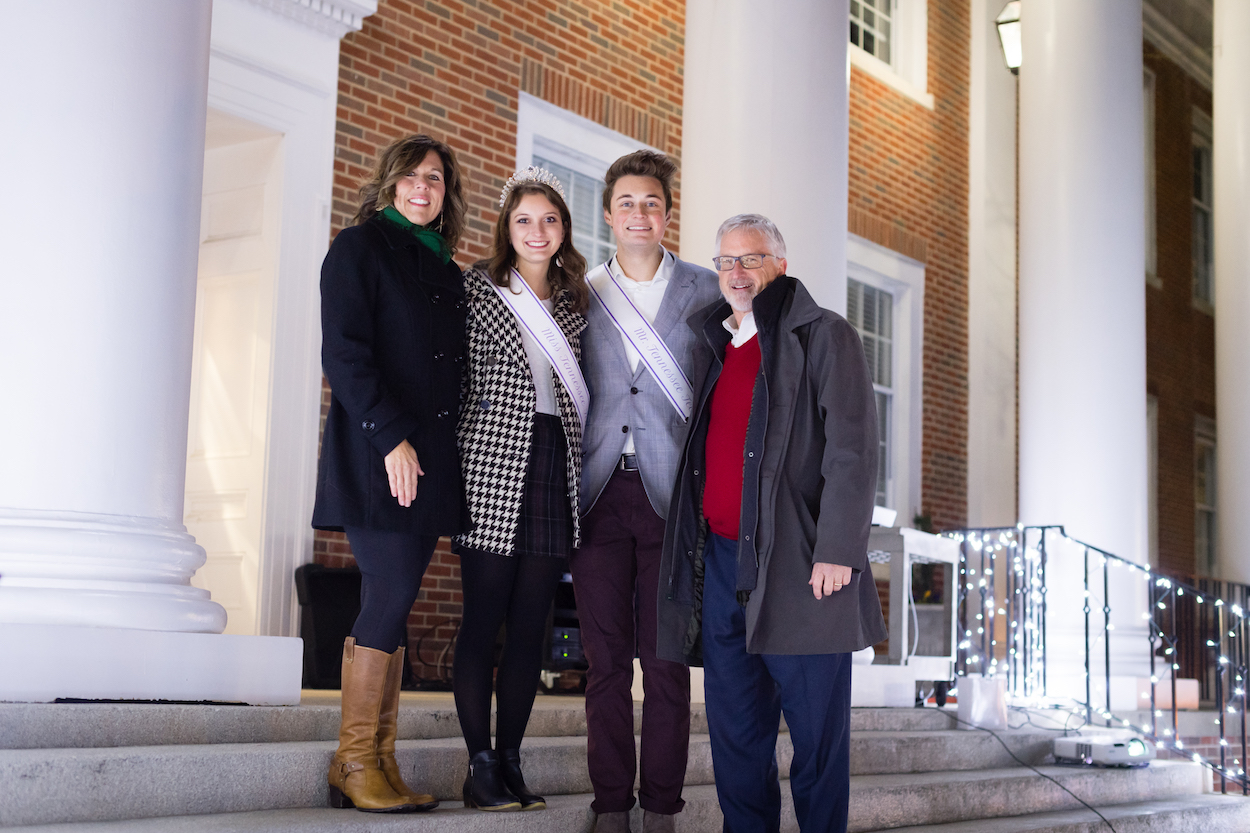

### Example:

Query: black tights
xmin=344 ymin=526 xmax=438 ymax=653
xmin=453 ymin=548 xmax=565 ymax=755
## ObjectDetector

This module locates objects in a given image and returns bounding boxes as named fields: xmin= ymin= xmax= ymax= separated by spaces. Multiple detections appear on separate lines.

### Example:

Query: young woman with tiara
xmin=452 ymin=167 xmax=590 ymax=811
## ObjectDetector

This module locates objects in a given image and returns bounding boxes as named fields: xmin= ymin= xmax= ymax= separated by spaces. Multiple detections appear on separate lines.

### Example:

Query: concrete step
xmin=0 ymin=726 xmax=1068 ymax=827
xmin=0 ymin=698 xmax=965 ymax=750
xmin=845 ymin=761 xmax=1208 ymax=830
xmin=871 ymin=793 xmax=1250 ymax=833
xmin=3 ymin=768 xmax=1233 ymax=833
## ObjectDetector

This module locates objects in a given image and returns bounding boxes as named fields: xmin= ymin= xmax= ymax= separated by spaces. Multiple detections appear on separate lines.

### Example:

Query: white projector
xmin=1053 ymin=736 xmax=1155 ymax=768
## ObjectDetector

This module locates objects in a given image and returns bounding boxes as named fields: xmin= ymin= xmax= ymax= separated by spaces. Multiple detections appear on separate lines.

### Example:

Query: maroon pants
xmin=571 ymin=470 xmax=691 ymax=815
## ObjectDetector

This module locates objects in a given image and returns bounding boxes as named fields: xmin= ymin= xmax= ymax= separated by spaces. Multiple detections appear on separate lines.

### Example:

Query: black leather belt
xmin=618 ymin=453 xmax=639 ymax=472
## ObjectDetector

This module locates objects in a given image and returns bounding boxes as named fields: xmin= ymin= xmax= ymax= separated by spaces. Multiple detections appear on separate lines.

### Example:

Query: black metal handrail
xmin=945 ymin=525 xmax=1249 ymax=795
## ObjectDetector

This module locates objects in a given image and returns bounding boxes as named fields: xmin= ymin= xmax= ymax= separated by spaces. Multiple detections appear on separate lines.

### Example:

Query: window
xmin=850 ymin=0 xmax=893 ymax=65
xmin=1195 ymin=418 xmax=1217 ymax=576
xmin=848 ymin=279 xmax=893 ymax=507
xmin=846 ymin=235 xmax=923 ymax=523
xmin=1144 ymin=69 xmax=1158 ymax=287
xmin=1192 ymin=109 xmax=1214 ymax=309
xmin=515 ymin=93 xmax=653 ymax=269
xmin=847 ymin=0 xmax=931 ymax=109
xmin=532 ymin=154 xmax=614 ymax=267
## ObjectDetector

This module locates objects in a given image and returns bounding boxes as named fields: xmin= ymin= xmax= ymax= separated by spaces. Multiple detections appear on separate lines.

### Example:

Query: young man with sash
xmin=574 ymin=151 xmax=721 ymax=833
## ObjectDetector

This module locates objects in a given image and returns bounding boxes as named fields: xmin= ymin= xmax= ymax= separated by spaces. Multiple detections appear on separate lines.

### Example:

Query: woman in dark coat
xmin=312 ymin=134 xmax=471 ymax=814
xmin=452 ymin=168 xmax=588 ymax=812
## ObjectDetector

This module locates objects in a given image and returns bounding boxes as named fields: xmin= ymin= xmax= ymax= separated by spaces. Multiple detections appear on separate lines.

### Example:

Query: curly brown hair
xmin=482 ymin=182 xmax=589 ymax=314
xmin=352 ymin=134 xmax=466 ymax=252
xmin=601 ymin=150 xmax=677 ymax=214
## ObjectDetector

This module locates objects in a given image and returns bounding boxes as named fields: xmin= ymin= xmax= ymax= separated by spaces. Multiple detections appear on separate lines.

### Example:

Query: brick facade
xmin=848 ymin=3 xmax=971 ymax=532
xmin=315 ymin=0 xmax=689 ymax=680
xmin=313 ymin=0 xmax=978 ymax=679
xmin=1144 ymin=43 xmax=1215 ymax=578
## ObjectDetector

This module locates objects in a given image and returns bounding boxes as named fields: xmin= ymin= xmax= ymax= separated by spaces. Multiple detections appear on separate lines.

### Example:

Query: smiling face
xmin=604 ymin=174 xmax=669 ymax=254
xmin=716 ymin=227 xmax=787 ymax=316
xmin=392 ymin=149 xmax=446 ymax=226
xmin=508 ymin=192 xmax=565 ymax=272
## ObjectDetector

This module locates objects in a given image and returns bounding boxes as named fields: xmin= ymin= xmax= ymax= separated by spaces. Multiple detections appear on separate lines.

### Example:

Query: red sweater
xmin=703 ymin=334 xmax=762 ymax=540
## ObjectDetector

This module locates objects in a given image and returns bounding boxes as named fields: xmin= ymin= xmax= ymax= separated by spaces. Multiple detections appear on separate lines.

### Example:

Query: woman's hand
xmin=384 ymin=440 xmax=424 ymax=507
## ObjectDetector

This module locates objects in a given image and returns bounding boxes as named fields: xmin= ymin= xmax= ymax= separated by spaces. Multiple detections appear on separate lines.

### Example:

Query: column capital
xmin=243 ymin=0 xmax=377 ymax=38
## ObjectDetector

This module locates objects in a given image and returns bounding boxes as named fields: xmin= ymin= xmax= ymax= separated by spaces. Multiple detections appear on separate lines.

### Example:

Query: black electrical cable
xmin=947 ymin=711 xmax=1118 ymax=833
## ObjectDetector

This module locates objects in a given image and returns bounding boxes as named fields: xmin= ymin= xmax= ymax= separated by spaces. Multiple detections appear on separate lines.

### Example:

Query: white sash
xmin=586 ymin=263 xmax=694 ymax=422
xmin=492 ymin=269 xmax=590 ymax=430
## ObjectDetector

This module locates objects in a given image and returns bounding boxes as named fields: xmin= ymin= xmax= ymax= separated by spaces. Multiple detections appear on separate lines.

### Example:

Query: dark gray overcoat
xmin=656 ymin=275 xmax=888 ymax=663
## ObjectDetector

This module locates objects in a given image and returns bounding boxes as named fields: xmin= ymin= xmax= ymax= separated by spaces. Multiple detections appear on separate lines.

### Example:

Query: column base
xmin=0 ymin=624 xmax=302 ymax=705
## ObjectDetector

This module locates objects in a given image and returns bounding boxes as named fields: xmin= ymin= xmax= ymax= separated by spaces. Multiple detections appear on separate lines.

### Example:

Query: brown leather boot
xmin=327 ymin=638 xmax=418 ymax=813
xmin=376 ymin=646 xmax=437 ymax=810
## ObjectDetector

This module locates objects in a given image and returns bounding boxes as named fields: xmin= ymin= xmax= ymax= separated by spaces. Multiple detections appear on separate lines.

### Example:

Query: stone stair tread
xmin=6 ymin=779 xmax=1242 ymax=833
xmin=866 ymin=793 xmax=1250 ymax=833
xmin=0 ymin=701 xmax=974 ymax=751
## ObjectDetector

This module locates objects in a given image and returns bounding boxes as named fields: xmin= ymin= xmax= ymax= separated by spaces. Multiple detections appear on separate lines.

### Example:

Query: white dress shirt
xmin=606 ymin=247 xmax=676 ymax=454
xmin=722 ymin=311 xmax=758 ymax=348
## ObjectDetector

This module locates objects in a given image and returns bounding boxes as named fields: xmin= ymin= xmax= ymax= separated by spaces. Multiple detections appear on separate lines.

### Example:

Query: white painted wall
xmin=680 ymin=0 xmax=850 ymax=315
xmin=186 ymin=118 xmax=284 ymax=637
xmin=966 ymin=0 xmax=1020 ymax=528
xmin=203 ymin=0 xmax=372 ymax=636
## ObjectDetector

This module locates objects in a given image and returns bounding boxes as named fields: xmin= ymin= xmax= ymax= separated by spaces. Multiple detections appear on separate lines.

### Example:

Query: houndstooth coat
xmin=453 ymin=266 xmax=587 ymax=555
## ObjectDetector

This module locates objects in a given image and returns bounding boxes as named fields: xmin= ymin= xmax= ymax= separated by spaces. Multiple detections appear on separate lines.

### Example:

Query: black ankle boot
xmin=462 ymin=750 xmax=522 ymax=811
xmin=499 ymin=748 xmax=546 ymax=810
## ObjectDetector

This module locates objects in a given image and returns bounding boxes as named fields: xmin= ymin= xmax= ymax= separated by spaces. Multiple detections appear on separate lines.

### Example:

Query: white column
xmin=1214 ymin=0 xmax=1250 ymax=585
xmin=680 ymin=0 xmax=849 ymax=315
xmin=1018 ymin=0 xmax=1151 ymax=703
xmin=0 ymin=1 xmax=299 ymax=703
xmin=967 ymin=0 xmax=1020 ymax=527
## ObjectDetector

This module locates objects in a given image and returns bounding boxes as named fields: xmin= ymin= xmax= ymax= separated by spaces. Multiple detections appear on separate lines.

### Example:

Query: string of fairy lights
xmin=944 ymin=524 xmax=1249 ymax=792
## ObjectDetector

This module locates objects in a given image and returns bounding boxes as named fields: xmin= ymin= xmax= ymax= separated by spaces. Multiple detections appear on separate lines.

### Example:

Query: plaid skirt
xmin=511 ymin=412 xmax=573 ymax=559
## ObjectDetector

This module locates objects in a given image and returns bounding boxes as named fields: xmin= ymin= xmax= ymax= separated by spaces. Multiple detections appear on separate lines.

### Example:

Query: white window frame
xmin=1144 ymin=69 xmax=1159 ymax=288
xmin=847 ymin=234 xmax=924 ymax=524
xmin=848 ymin=0 xmax=933 ymax=110
xmin=1192 ymin=108 xmax=1214 ymax=314
xmin=515 ymin=94 xmax=655 ymax=269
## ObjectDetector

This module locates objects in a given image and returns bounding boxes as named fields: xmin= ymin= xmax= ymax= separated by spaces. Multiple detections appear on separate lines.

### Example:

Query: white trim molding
xmin=848 ymin=234 xmax=925 ymax=525
xmin=243 ymin=0 xmax=377 ymax=38
xmin=849 ymin=0 xmax=934 ymax=110
xmin=1143 ymin=2 xmax=1212 ymax=89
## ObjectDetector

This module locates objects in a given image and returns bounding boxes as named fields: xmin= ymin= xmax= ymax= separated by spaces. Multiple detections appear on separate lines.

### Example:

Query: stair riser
xmin=846 ymin=764 xmax=1207 ymax=831
xmin=0 ymin=728 xmax=1137 ymax=828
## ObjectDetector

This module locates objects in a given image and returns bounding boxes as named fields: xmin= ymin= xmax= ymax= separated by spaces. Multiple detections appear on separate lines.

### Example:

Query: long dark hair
xmin=353 ymin=134 xmax=466 ymax=253
xmin=484 ymin=182 xmax=589 ymax=314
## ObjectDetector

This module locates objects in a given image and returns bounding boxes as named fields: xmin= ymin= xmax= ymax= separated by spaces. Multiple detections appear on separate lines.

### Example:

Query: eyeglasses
xmin=712 ymin=253 xmax=775 ymax=271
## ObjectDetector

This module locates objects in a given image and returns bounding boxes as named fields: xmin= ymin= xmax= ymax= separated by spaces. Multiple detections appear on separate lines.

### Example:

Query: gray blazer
xmin=580 ymin=256 xmax=721 ymax=519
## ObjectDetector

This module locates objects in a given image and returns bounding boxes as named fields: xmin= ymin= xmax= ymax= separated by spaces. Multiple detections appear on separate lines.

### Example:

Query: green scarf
xmin=380 ymin=205 xmax=452 ymax=264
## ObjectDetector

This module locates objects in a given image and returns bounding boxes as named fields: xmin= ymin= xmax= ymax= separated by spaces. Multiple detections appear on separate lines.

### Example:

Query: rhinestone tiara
xmin=499 ymin=165 xmax=566 ymax=208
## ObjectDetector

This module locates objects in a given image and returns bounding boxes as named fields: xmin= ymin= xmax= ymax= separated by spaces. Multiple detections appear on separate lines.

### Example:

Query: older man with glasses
xmin=657 ymin=214 xmax=886 ymax=833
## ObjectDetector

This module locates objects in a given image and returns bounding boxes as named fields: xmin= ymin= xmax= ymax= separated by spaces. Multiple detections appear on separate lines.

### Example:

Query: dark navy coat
xmin=311 ymin=213 xmax=471 ymax=536
xmin=657 ymin=276 xmax=887 ymax=661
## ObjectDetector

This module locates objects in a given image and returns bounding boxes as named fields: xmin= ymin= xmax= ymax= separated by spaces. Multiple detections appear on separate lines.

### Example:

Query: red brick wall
xmin=1144 ymin=43 xmax=1215 ymax=577
xmin=315 ymin=0 xmax=688 ymax=681
xmin=848 ymin=1 xmax=971 ymax=531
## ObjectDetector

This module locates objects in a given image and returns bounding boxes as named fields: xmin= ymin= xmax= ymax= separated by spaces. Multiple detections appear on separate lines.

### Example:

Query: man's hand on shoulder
xmin=809 ymin=563 xmax=853 ymax=600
